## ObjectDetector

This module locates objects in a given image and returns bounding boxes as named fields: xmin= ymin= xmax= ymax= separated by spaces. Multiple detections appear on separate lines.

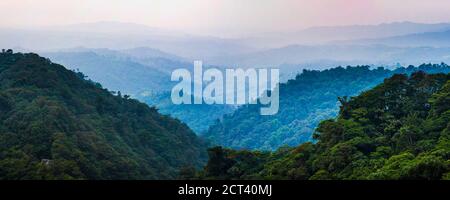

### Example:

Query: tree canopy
xmin=197 ymin=72 xmax=450 ymax=180
xmin=203 ymin=64 xmax=450 ymax=150
xmin=0 ymin=52 xmax=207 ymax=180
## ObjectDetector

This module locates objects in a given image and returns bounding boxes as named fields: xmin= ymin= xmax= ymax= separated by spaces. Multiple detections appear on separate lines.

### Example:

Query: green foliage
xmin=0 ymin=53 xmax=207 ymax=179
xmin=199 ymin=72 xmax=450 ymax=180
xmin=204 ymin=64 xmax=450 ymax=150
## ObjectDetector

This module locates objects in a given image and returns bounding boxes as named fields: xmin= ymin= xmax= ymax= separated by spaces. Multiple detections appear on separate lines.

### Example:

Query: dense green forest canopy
xmin=0 ymin=52 xmax=207 ymax=180
xmin=203 ymin=64 xmax=450 ymax=150
xmin=196 ymin=72 xmax=450 ymax=180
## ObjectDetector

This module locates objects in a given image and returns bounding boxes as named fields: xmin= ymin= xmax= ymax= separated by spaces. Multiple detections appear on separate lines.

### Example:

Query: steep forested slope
xmin=197 ymin=72 xmax=450 ymax=180
xmin=203 ymin=64 xmax=450 ymax=150
xmin=0 ymin=52 xmax=206 ymax=180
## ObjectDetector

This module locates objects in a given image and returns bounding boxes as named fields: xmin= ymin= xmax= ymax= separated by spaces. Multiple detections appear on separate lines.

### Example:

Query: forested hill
xmin=203 ymin=64 xmax=450 ymax=150
xmin=197 ymin=72 xmax=450 ymax=180
xmin=0 ymin=52 xmax=206 ymax=180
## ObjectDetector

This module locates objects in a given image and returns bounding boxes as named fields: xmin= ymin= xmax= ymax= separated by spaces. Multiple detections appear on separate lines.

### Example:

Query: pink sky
xmin=0 ymin=0 xmax=449 ymax=36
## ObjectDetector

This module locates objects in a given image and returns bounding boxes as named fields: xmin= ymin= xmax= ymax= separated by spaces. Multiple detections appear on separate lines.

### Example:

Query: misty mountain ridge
xmin=2 ymin=21 xmax=450 ymax=60
xmin=41 ymin=21 xmax=189 ymax=37
xmin=207 ymin=44 xmax=450 ymax=69
xmin=336 ymin=29 xmax=450 ymax=47
xmin=42 ymin=50 xmax=175 ymax=96
xmin=0 ymin=21 xmax=256 ymax=59
xmin=239 ymin=21 xmax=450 ymax=48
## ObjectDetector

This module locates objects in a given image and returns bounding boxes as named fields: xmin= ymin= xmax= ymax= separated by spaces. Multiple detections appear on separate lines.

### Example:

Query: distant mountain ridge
xmin=0 ymin=21 xmax=256 ymax=59
xmin=208 ymin=44 xmax=450 ymax=68
xmin=2 ymin=21 xmax=450 ymax=60
xmin=337 ymin=29 xmax=450 ymax=47
xmin=42 ymin=50 xmax=173 ymax=96
xmin=240 ymin=21 xmax=450 ymax=48
xmin=44 ymin=21 xmax=171 ymax=35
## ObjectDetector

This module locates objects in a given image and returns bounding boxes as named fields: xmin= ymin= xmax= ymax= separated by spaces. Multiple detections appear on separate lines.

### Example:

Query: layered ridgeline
xmin=197 ymin=72 xmax=450 ymax=180
xmin=44 ymin=49 xmax=235 ymax=134
xmin=203 ymin=64 xmax=450 ymax=150
xmin=43 ymin=49 xmax=179 ymax=95
xmin=0 ymin=52 xmax=206 ymax=180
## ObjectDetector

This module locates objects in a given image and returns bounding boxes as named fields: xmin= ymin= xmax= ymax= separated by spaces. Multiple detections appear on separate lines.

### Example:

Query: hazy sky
xmin=1 ymin=0 xmax=449 ymax=37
